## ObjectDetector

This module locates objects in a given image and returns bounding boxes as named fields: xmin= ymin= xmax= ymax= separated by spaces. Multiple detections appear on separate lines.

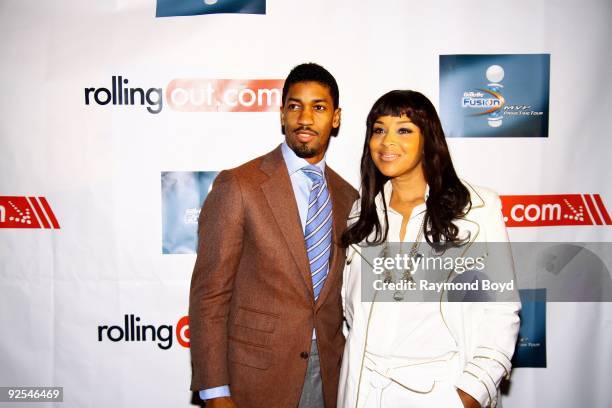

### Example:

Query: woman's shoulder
xmin=346 ymin=193 xmax=385 ymax=223
xmin=460 ymin=179 xmax=501 ymax=210
xmin=348 ymin=181 xmax=502 ymax=217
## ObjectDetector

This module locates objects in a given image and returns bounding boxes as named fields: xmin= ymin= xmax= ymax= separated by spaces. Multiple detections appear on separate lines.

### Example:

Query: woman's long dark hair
xmin=341 ymin=90 xmax=471 ymax=247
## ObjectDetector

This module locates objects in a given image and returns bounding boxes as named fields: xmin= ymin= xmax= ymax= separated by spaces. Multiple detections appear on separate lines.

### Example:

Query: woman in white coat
xmin=338 ymin=90 xmax=520 ymax=408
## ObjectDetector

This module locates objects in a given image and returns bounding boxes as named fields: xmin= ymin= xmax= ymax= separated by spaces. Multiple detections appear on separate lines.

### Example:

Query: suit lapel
xmin=260 ymin=146 xmax=314 ymax=299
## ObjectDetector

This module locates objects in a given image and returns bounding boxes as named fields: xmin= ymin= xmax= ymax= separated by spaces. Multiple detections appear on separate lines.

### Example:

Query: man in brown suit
xmin=189 ymin=63 xmax=358 ymax=408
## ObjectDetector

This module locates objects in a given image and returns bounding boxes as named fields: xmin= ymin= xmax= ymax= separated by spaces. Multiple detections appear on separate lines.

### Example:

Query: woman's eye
xmin=398 ymin=127 xmax=412 ymax=134
xmin=373 ymin=127 xmax=385 ymax=134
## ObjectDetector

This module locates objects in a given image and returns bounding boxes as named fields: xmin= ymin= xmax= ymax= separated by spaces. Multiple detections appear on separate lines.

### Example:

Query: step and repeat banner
xmin=1 ymin=0 xmax=611 ymax=407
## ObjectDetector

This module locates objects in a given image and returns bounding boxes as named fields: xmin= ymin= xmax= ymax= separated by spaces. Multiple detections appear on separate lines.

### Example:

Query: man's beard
xmin=291 ymin=141 xmax=318 ymax=158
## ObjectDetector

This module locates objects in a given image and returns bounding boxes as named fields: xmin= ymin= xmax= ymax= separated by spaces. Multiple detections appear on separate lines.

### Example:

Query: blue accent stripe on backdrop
xmin=156 ymin=0 xmax=266 ymax=18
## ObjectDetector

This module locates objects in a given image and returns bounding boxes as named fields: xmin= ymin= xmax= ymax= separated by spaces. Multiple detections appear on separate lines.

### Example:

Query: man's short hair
xmin=282 ymin=63 xmax=339 ymax=109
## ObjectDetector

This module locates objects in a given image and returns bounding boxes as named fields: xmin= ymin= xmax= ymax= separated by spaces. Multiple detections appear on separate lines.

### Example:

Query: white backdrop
xmin=1 ymin=0 xmax=611 ymax=407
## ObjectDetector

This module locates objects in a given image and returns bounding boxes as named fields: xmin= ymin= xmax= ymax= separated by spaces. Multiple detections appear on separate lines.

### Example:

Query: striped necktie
xmin=302 ymin=165 xmax=333 ymax=301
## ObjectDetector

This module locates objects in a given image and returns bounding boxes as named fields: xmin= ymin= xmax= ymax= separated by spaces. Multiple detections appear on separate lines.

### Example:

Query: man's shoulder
xmin=326 ymin=166 xmax=358 ymax=201
xmin=221 ymin=147 xmax=279 ymax=183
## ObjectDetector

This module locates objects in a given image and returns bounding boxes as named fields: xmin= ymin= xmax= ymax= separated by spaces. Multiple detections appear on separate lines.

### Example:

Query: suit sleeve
xmin=455 ymin=194 xmax=521 ymax=408
xmin=189 ymin=170 xmax=244 ymax=391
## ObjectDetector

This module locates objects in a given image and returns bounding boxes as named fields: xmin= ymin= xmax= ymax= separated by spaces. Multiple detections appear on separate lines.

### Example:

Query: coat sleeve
xmin=189 ymin=170 xmax=245 ymax=391
xmin=341 ymin=199 xmax=361 ymax=337
xmin=341 ymin=245 xmax=357 ymax=337
xmin=455 ymin=193 xmax=521 ymax=408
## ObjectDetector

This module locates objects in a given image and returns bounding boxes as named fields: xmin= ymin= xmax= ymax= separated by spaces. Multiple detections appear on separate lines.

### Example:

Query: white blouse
xmin=362 ymin=187 xmax=458 ymax=371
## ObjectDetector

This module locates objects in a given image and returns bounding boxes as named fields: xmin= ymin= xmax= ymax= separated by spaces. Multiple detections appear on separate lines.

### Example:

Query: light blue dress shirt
xmin=199 ymin=142 xmax=326 ymax=401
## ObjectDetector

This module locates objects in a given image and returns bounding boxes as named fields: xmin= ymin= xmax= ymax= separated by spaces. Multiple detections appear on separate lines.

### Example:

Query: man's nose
xmin=298 ymin=107 xmax=314 ymax=125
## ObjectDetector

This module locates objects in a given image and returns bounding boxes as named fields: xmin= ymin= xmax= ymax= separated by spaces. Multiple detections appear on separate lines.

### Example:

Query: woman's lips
xmin=379 ymin=152 xmax=400 ymax=162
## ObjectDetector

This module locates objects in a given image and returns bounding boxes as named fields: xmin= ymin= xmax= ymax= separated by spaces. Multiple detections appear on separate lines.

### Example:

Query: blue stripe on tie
xmin=308 ymin=183 xmax=325 ymax=209
xmin=313 ymin=265 xmax=329 ymax=299
xmin=302 ymin=165 xmax=332 ymax=300
xmin=302 ymin=168 xmax=322 ymax=177
xmin=305 ymin=209 xmax=332 ymax=241
xmin=306 ymin=217 xmax=333 ymax=255
xmin=310 ymin=254 xmax=329 ymax=274
xmin=305 ymin=193 xmax=331 ymax=227
xmin=307 ymin=227 xmax=333 ymax=253
xmin=310 ymin=261 xmax=328 ymax=278
xmin=308 ymin=222 xmax=332 ymax=270
xmin=308 ymin=239 xmax=332 ymax=271
xmin=306 ymin=207 xmax=332 ymax=234
xmin=309 ymin=242 xmax=332 ymax=265
xmin=309 ymin=248 xmax=331 ymax=275
xmin=313 ymin=270 xmax=328 ymax=290
xmin=313 ymin=264 xmax=328 ymax=281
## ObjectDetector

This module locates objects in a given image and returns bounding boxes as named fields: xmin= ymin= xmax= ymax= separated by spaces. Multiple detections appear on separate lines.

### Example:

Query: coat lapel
xmin=259 ymin=146 xmax=314 ymax=299
xmin=460 ymin=180 xmax=485 ymax=246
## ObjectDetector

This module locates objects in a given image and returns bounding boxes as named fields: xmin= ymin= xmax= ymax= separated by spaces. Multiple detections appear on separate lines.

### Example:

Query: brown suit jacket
xmin=189 ymin=145 xmax=358 ymax=407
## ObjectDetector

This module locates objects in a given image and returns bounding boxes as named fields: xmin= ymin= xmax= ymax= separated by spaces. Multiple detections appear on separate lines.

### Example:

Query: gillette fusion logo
xmin=500 ymin=194 xmax=611 ymax=227
xmin=462 ymin=90 xmax=504 ymax=115
xmin=98 ymin=315 xmax=190 ymax=350
xmin=84 ymin=76 xmax=283 ymax=114
xmin=0 ymin=196 xmax=60 ymax=229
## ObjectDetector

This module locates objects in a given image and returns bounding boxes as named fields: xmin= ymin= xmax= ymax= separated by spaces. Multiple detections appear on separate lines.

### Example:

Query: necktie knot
xmin=301 ymin=165 xmax=324 ymax=183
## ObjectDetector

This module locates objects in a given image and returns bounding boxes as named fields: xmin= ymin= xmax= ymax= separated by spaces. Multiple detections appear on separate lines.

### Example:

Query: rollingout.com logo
xmin=500 ymin=194 xmax=612 ymax=227
xmin=0 ymin=196 xmax=60 ymax=229
xmin=84 ymin=76 xmax=163 ymax=114
xmin=84 ymin=76 xmax=283 ymax=114
xmin=97 ymin=315 xmax=190 ymax=350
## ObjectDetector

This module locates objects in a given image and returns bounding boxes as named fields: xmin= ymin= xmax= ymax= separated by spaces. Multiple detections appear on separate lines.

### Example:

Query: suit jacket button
xmin=300 ymin=351 xmax=309 ymax=359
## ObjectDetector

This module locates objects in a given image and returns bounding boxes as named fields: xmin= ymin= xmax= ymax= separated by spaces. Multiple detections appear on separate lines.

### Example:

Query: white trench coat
xmin=338 ymin=181 xmax=521 ymax=408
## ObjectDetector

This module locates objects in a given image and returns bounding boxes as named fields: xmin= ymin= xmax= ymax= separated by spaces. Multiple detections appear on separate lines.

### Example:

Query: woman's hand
xmin=457 ymin=388 xmax=481 ymax=408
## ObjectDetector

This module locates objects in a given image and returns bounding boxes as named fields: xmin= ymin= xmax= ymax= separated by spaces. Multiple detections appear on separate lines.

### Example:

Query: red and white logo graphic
xmin=500 ymin=194 xmax=611 ymax=227
xmin=0 ymin=196 xmax=60 ymax=229
xmin=176 ymin=316 xmax=190 ymax=348
xmin=166 ymin=79 xmax=284 ymax=112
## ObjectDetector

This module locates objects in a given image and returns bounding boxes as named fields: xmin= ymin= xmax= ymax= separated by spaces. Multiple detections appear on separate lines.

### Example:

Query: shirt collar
xmin=373 ymin=180 xmax=481 ymax=218
xmin=281 ymin=141 xmax=326 ymax=176
xmin=377 ymin=180 xmax=430 ymax=214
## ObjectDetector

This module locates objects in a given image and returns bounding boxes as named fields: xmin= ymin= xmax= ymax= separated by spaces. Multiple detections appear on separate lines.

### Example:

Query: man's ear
xmin=330 ymin=107 xmax=341 ymax=137
xmin=332 ymin=107 xmax=341 ymax=128
xmin=280 ymin=106 xmax=285 ymax=126
xmin=279 ymin=107 xmax=286 ymax=135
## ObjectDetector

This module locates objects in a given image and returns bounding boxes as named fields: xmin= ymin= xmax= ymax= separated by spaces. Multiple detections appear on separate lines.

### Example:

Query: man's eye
xmin=288 ymin=104 xmax=300 ymax=110
xmin=314 ymin=105 xmax=326 ymax=111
